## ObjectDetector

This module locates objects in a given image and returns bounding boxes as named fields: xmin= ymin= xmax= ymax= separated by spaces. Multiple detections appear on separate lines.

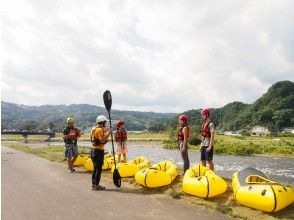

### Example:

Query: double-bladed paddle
xmin=103 ymin=90 xmax=121 ymax=188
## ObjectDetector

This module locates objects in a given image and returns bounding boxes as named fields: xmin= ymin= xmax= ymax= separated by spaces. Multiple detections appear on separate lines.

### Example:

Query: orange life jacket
xmin=115 ymin=129 xmax=127 ymax=142
xmin=200 ymin=121 xmax=212 ymax=137
xmin=90 ymin=128 xmax=107 ymax=146
xmin=178 ymin=126 xmax=189 ymax=141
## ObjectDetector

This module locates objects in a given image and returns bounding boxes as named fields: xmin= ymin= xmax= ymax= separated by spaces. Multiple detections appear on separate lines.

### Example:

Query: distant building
xmin=282 ymin=128 xmax=294 ymax=134
xmin=223 ymin=131 xmax=242 ymax=136
xmin=251 ymin=126 xmax=270 ymax=136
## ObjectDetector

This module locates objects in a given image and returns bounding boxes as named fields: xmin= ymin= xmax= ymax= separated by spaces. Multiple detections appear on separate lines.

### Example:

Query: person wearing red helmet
xmin=199 ymin=108 xmax=215 ymax=170
xmin=178 ymin=114 xmax=190 ymax=174
xmin=114 ymin=120 xmax=128 ymax=163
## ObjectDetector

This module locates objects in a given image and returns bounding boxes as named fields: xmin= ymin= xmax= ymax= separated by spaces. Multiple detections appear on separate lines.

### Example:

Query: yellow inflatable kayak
xmin=73 ymin=154 xmax=88 ymax=166
xmin=232 ymin=167 xmax=294 ymax=212
xmin=111 ymin=156 xmax=150 ymax=178
xmin=84 ymin=154 xmax=117 ymax=171
xmin=183 ymin=165 xmax=227 ymax=198
xmin=135 ymin=160 xmax=178 ymax=188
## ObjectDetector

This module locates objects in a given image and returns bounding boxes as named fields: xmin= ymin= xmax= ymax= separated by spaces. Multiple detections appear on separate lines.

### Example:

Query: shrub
xmin=189 ymin=133 xmax=201 ymax=145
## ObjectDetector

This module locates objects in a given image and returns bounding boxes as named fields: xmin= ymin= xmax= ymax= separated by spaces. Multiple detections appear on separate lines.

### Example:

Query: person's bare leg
xmin=67 ymin=157 xmax=73 ymax=171
xmin=123 ymin=153 xmax=127 ymax=162
xmin=201 ymin=160 xmax=206 ymax=167
xmin=207 ymin=160 xmax=214 ymax=171
xmin=71 ymin=156 xmax=78 ymax=168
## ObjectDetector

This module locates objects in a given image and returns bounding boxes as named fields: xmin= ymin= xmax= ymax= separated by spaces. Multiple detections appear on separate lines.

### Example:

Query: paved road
xmin=2 ymin=146 xmax=231 ymax=220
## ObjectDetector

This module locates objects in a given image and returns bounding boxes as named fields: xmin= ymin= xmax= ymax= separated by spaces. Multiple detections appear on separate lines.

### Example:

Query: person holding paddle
xmin=90 ymin=115 xmax=112 ymax=190
xmin=114 ymin=120 xmax=128 ymax=163
xmin=103 ymin=90 xmax=121 ymax=188
xmin=199 ymin=108 xmax=215 ymax=171
xmin=178 ymin=114 xmax=190 ymax=174
xmin=63 ymin=117 xmax=81 ymax=173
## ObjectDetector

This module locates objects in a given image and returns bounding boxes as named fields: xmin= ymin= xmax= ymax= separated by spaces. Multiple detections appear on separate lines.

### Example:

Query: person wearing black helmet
xmin=178 ymin=114 xmax=190 ymax=174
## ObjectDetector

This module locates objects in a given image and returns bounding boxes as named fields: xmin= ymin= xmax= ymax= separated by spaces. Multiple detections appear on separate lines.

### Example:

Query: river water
xmin=45 ymin=141 xmax=294 ymax=184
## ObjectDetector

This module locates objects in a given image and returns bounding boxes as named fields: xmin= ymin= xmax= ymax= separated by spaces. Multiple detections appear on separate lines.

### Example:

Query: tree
xmin=19 ymin=120 xmax=38 ymax=131
xmin=271 ymin=109 xmax=294 ymax=132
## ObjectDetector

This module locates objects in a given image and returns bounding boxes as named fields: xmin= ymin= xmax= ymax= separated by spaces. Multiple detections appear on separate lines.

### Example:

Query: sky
xmin=2 ymin=0 xmax=294 ymax=113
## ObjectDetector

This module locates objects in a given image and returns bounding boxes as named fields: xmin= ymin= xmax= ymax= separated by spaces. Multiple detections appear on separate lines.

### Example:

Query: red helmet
xmin=179 ymin=114 xmax=188 ymax=122
xmin=201 ymin=108 xmax=210 ymax=116
xmin=116 ymin=120 xmax=125 ymax=127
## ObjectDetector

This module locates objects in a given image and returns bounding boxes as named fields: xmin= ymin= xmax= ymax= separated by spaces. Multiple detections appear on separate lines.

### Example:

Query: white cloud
xmin=2 ymin=0 xmax=294 ymax=112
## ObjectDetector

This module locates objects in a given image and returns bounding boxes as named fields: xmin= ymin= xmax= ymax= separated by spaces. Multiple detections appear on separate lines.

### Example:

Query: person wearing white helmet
xmin=63 ymin=117 xmax=81 ymax=173
xmin=90 ymin=115 xmax=112 ymax=190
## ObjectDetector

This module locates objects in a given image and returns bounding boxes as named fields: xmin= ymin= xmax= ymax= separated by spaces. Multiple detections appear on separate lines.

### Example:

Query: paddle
xmin=103 ymin=90 xmax=121 ymax=188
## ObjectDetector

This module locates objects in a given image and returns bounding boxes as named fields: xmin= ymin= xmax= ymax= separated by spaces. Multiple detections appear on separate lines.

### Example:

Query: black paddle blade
xmin=113 ymin=169 xmax=121 ymax=188
xmin=103 ymin=90 xmax=112 ymax=112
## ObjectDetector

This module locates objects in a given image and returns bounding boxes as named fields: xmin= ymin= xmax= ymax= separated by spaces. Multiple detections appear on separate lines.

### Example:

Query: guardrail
xmin=1 ymin=131 xmax=56 ymax=143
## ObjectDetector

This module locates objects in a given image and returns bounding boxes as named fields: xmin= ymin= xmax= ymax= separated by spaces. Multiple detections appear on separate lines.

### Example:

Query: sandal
xmin=97 ymin=185 xmax=105 ymax=190
xmin=93 ymin=185 xmax=106 ymax=190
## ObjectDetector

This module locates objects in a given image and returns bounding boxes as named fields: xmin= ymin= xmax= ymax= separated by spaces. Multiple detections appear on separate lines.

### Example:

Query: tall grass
xmin=163 ymin=134 xmax=294 ymax=156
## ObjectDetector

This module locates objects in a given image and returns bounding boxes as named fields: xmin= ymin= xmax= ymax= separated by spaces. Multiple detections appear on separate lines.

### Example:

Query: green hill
xmin=2 ymin=80 xmax=293 ymax=133
xmin=167 ymin=80 xmax=294 ymax=133
xmin=1 ymin=102 xmax=176 ymax=132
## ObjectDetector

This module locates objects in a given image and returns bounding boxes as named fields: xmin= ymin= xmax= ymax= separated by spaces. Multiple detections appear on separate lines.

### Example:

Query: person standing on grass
xmin=114 ymin=120 xmax=128 ymax=163
xmin=178 ymin=114 xmax=190 ymax=174
xmin=63 ymin=117 xmax=81 ymax=172
xmin=199 ymin=108 xmax=215 ymax=171
xmin=90 ymin=115 xmax=112 ymax=190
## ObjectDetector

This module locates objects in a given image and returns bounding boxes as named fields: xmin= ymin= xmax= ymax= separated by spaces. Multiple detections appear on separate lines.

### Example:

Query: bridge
xmin=1 ymin=131 xmax=56 ymax=143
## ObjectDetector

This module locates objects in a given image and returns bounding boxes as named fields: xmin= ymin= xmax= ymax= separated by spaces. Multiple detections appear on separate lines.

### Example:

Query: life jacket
xmin=69 ymin=128 xmax=79 ymax=139
xmin=115 ymin=129 xmax=127 ymax=142
xmin=178 ymin=126 xmax=189 ymax=141
xmin=200 ymin=120 xmax=212 ymax=137
xmin=64 ymin=127 xmax=79 ymax=144
xmin=90 ymin=127 xmax=107 ymax=146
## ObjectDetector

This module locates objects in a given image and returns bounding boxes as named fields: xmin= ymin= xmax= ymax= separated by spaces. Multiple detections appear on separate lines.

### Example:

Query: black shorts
xmin=201 ymin=146 xmax=214 ymax=161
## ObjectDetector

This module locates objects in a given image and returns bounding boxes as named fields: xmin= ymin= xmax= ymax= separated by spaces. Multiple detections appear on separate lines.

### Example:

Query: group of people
xmin=63 ymin=115 xmax=128 ymax=190
xmin=62 ymin=107 xmax=215 ymax=190
xmin=178 ymin=108 xmax=215 ymax=174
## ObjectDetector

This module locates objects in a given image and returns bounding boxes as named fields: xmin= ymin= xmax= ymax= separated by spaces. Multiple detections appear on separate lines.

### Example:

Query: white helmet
xmin=96 ymin=115 xmax=108 ymax=123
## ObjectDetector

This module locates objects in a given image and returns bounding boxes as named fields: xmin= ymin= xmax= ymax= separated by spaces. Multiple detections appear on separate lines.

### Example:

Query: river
xmin=42 ymin=141 xmax=294 ymax=184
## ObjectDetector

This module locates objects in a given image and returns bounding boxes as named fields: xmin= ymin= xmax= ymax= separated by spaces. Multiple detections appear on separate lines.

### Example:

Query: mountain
xmin=166 ymin=80 xmax=294 ymax=132
xmin=1 ymin=102 xmax=176 ymax=132
xmin=2 ymin=80 xmax=293 ymax=133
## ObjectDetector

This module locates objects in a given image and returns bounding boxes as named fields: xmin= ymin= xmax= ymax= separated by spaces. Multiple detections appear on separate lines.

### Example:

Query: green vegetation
xmin=2 ymin=132 xmax=294 ymax=156
xmin=213 ymin=135 xmax=294 ymax=156
xmin=2 ymin=81 xmax=294 ymax=135
xmin=165 ymin=80 xmax=294 ymax=132
xmin=2 ymin=81 xmax=294 ymax=157
xmin=1 ymin=102 xmax=175 ymax=132
xmin=163 ymin=134 xmax=294 ymax=157
xmin=2 ymin=141 xmax=294 ymax=220
xmin=1 ymin=132 xmax=169 ymax=142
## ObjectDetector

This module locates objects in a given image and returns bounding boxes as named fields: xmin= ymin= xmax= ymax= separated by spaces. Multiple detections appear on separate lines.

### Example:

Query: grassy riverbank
xmin=1 ymin=132 xmax=168 ymax=142
xmin=164 ymin=134 xmax=294 ymax=157
xmin=2 ymin=141 xmax=294 ymax=220
xmin=2 ymin=132 xmax=294 ymax=156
